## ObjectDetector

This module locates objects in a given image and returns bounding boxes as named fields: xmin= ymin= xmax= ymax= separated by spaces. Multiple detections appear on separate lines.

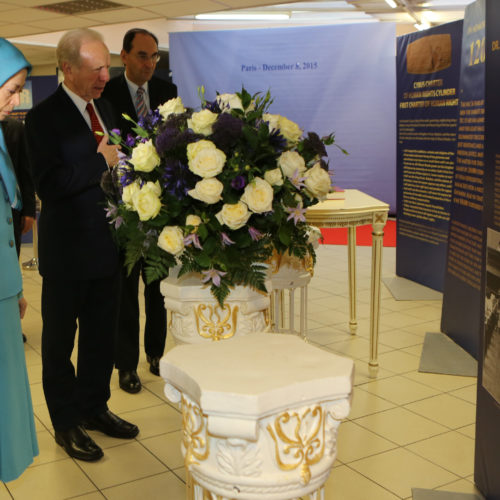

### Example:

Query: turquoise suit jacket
xmin=0 ymin=186 xmax=22 ymax=301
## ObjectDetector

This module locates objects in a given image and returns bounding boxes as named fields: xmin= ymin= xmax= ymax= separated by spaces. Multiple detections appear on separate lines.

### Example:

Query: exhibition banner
xmin=473 ymin=0 xmax=500 ymax=497
xmin=441 ymin=1 xmax=486 ymax=361
xmin=395 ymin=21 xmax=462 ymax=292
xmin=170 ymin=24 xmax=396 ymax=210
xmin=12 ymin=75 xmax=58 ymax=121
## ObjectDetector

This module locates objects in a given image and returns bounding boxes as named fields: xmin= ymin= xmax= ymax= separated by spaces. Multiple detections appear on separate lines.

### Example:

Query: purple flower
xmin=290 ymin=169 xmax=306 ymax=189
xmin=303 ymin=132 xmax=327 ymax=158
xmin=211 ymin=113 xmax=244 ymax=151
xmin=114 ymin=216 xmax=124 ymax=229
xmin=105 ymin=203 xmax=117 ymax=219
xmin=184 ymin=233 xmax=202 ymax=250
xmin=202 ymin=269 xmax=227 ymax=287
xmin=117 ymin=166 xmax=135 ymax=187
xmin=285 ymin=206 xmax=307 ymax=225
xmin=248 ymin=226 xmax=264 ymax=241
xmin=125 ymin=134 xmax=137 ymax=147
xmin=111 ymin=128 xmax=121 ymax=136
xmin=156 ymin=127 xmax=196 ymax=155
xmin=162 ymin=158 xmax=197 ymax=198
xmin=231 ymin=175 xmax=246 ymax=190
xmin=204 ymin=99 xmax=221 ymax=113
xmin=221 ymin=232 xmax=235 ymax=247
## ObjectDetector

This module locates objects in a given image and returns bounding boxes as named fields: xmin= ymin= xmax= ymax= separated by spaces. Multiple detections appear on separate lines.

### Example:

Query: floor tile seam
xmin=134 ymin=438 xmax=179 ymax=474
xmin=341 ymin=419 xmax=403 ymax=449
xmin=400 ymin=404 xmax=476 ymax=432
xmin=341 ymin=462 xmax=405 ymax=499
xmin=402 ymin=442 xmax=473 ymax=479
xmin=399 ymin=373 xmax=478 ymax=395
xmin=98 ymin=470 xmax=180 ymax=496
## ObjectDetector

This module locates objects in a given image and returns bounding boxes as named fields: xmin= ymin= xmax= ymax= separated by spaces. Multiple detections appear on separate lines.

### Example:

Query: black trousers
xmin=41 ymin=272 xmax=120 ymax=431
xmin=114 ymin=261 xmax=167 ymax=371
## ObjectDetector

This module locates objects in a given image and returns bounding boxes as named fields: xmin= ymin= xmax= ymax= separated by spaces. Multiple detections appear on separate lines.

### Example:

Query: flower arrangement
xmin=103 ymin=88 xmax=345 ymax=306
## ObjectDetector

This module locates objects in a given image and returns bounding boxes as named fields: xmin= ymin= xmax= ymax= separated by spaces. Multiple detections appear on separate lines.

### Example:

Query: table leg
xmin=348 ymin=226 xmax=357 ymax=334
xmin=369 ymin=214 xmax=387 ymax=377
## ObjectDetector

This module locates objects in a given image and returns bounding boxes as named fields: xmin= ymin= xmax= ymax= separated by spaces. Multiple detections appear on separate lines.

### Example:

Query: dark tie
xmin=135 ymin=87 xmax=147 ymax=118
xmin=86 ymin=102 xmax=104 ymax=144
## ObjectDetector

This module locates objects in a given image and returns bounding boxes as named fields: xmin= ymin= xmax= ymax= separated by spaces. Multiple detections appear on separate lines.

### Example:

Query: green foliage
xmin=104 ymin=87 xmax=344 ymax=305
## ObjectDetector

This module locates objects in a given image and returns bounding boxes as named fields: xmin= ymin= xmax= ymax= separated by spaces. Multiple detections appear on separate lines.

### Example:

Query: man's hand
xmin=97 ymin=135 xmax=121 ymax=168
xmin=18 ymin=297 xmax=28 ymax=319
xmin=21 ymin=216 xmax=35 ymax=234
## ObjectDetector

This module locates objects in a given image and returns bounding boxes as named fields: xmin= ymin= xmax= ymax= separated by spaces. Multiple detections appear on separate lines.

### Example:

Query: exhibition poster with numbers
xmin=395 ymin=20 xmax=462 ymax=292
xmin=440 ymin=0 xmax=486 ymax=361
xmin=437 ymin=0 xmax=500 ymax=496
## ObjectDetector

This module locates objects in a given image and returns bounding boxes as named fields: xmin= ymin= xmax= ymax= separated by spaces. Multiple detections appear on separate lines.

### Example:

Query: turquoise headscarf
xmin=0 ymin=38 xmax=31 ymax=209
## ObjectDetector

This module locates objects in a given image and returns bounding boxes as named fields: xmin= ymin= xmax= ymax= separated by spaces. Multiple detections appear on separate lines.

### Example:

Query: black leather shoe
xmin=83 ymin=410 xmax=139 ymax=439
xmin=55 ymin=426 xmax=103 ymax=461
xmin=119 ymin=370 xmax=141 ymax=394
xmin=146 ymin=355 xmax=161 ymax=376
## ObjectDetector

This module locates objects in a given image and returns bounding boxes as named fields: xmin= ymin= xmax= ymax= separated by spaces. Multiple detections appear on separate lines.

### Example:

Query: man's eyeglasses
xmin=135 ymin=53 xmax=161 ymax=64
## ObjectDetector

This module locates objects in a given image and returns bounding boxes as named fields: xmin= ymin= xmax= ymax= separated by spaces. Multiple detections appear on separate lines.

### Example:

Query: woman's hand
xmin=18 ymin=297 xmax=27 ymax=319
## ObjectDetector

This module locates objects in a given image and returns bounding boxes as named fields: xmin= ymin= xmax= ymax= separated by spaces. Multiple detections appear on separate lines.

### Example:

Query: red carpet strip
xmin=319 ymin=220 xmax=396 ymax=247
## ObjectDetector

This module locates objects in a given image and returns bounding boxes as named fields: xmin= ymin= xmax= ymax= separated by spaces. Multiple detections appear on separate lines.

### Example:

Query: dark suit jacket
xmin=1 ymin=117 xmax=36 ymax=218
xmin=24 ymin=85 xmax=119 ymax=280
xmin=102 ymin=74 xmax=177 ymax=139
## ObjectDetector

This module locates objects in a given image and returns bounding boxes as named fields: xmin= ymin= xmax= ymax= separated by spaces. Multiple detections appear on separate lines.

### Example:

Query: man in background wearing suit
xmin=102 ymin=28 xmax=177 ymax=394
xmin=25 ymin=28 xmax=139 ymax=462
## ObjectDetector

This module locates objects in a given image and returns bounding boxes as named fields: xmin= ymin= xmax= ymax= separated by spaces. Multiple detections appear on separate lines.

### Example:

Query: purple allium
xmin=184 ymin=233 xmax=202 ymax=250
xmin=303 ymin=132 xmax=327 ymax=158
xmin=155 ymin=127 xmax=197 ymax=155
xmin=285 ymin=206 xmax=307 ymax=225
xmin=202 ymin=269 xmax=227 ymax=287
xmin=211 ymin=113 xmax=244 ymax=151
xmin=231 ymin=175 xmax=246 ymax=190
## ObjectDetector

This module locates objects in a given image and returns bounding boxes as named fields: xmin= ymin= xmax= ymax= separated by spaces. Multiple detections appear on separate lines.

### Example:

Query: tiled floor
xmin=1 ymin=242 xmax=484 ymax=500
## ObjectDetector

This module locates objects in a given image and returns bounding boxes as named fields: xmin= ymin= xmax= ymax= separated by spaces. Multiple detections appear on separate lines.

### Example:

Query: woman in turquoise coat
xmin=0 ymin=38 xmax=38 ymax=483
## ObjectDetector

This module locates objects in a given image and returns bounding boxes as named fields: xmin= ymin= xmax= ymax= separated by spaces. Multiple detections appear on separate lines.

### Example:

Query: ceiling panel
xmin=1 ymin=0 xmax=468 ymax=68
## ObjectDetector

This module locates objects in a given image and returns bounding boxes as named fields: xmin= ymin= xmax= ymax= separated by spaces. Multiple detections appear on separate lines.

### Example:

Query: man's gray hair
xmin=56 ymin=28 xmax=104 ymax=68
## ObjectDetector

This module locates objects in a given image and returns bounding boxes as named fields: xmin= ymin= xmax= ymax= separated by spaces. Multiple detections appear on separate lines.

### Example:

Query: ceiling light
xmin=196 ymin=13 xmax=290 ymax=21
xmin=414 ymin=20 xmax=431 ymax=30
xmin=384 ymin=0 xmax=398 ymax=8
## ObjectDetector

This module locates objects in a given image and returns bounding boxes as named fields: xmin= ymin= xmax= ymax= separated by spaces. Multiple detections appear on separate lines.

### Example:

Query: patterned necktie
xmin=86 ymin=102 xmax=104 ymax=144
xmin=135 ymin=87 xmax=147 ymax=118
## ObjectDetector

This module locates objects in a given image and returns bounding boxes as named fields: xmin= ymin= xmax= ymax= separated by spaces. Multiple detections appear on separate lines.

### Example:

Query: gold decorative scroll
xmin=267 ymin=406 xmax=325 ymax=485
xmin=194 ymin=304 xmax=238 ymax=341
xmin=181 ymin=395 xmax=209 ymax=468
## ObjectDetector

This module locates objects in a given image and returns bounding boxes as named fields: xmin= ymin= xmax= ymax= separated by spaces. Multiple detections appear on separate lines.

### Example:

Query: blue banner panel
xmin=170 ymin=24 xmax=396 ymax=211
xmin=11 ymin=75 xmax=58 ymax=122
xmin=441 ymin=0 xmax=485 ymax=360
xmin=475 ymin=0 xmax=500 ymax=496
xmin=395 ymin=21 xmax=462 ymax=292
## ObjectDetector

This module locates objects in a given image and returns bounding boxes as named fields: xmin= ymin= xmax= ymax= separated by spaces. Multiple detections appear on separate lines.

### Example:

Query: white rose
xmin=129 ymin=139 xmax=160 ymax=173
xmin=240 ymin=177 xmax=274 ymax=213
xmin=132 ymin=186 xmax=162 ymax=221
xmin=121 ymin=181 xmax=140 ymax=209
xmin=277 ymin=151 xmax=306 ymax=178
xmin=157 ymin=97 xmax=185 ymax=119
xmin=142 ymin=180 xmax=162 ymax=197
xmin=186 ymin=214 xmax=202 ymax=227
xmin=187 ymin=109 xmax=218 ymax=136
xmin=263 ymin=113 xmax=280 ymax=133
xmin=278 ymin=116 xmax=302 ymax=144
xmin=158 ymin=226 xmax=185 ymax=256
xmin=187 ymin=140 xmax=226 ymax=178
xmin=216 ymin=93 xmax=243 ymax=112
xmin=264 ymin=168 xmax=283 ymax=186
xmin=216 ymin=202 xmax=251 ymax=230
xmin=188 ymin=177 xmax=224 ymax=205
xmin=304 ymin=163 xmax=332 ymax=200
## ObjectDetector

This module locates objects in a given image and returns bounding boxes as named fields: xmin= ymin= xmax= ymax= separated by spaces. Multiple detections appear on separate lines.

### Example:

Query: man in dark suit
xmin=1 ymin=117 xmax=35 ymax=256
xmin=102 ymin=28 xmax=177 ymax=394
xmin=25 ymin=28 xmax=139 ymax=462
